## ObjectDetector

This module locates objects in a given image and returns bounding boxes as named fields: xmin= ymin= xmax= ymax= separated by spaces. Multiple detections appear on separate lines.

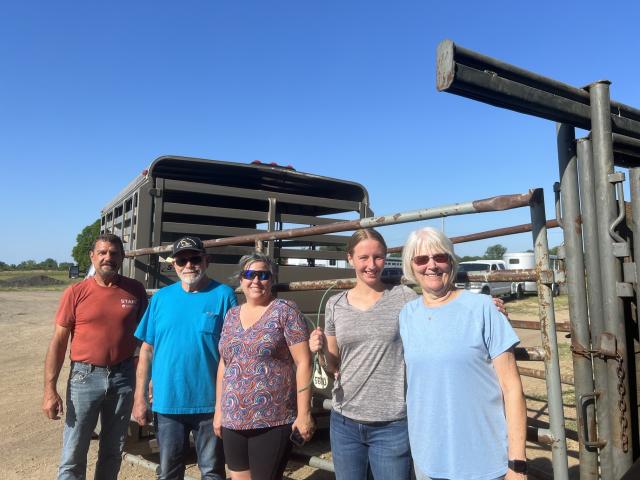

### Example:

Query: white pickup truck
xmin=455 ymin=260 xmax=513 ymax=297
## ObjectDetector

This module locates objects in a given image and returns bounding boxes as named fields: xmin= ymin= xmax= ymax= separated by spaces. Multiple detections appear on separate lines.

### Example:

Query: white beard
xmin=178 ymin=270 xmax=206 ymax=286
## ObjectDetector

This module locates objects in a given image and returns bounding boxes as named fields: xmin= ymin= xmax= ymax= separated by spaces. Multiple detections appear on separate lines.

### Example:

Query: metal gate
xmin=436 ymin=39 xmax=640 ymax=480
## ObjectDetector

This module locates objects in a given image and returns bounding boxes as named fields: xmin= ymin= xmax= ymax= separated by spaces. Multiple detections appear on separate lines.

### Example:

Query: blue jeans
xmin=330 ymin=410 xmax=411 ymax=480
xmin=155 ymin=412 xmax=225 ymax=480
xmin=58 ymin=359 xmax=134 ymax=480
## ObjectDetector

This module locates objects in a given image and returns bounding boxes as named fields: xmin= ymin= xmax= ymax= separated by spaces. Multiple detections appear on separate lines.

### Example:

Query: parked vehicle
xmin=503 ymin=252 xmax=560 ymax=298
xmin=455 ymin=260 xmax=512 ymax=297
xmin=99 ymin=155 xmax=371 ymax=316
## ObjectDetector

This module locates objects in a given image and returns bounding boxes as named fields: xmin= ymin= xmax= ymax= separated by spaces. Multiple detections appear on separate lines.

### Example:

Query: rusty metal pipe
xmin=125 ymin=191 xmax=536 ymax=257
xmin=509 ymin=319 xmax=571 ymax=333
xmin=518 ymin=366 xmax=574 ymax=386
xmin=269 ymin=271 xmax=539 ymax=293
xmin=387 ymin=219 xmax=560 ymax=254
xmin=529 ymin=188 xmax=569 ymax=478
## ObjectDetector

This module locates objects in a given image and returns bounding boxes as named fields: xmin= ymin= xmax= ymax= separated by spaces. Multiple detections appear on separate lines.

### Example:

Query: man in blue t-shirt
xmin=133 ymin=236 xmax=237 ymax=480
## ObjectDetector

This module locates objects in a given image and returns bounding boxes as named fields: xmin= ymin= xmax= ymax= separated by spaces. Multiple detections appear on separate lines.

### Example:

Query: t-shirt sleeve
xmin=282 ymin=301 xmax=310 ymax=346
xmin=483 ymin=298 xmax=520 ymax=359
xmin=134 ymin=296 xmax=156 ymax=345
xmin=54 ymin=285 xmax=77 ymax=329
xmin=137 ymin=284 xmax=149 ymax=320
xmin=324 ymin=295 xmax=338 ymax=336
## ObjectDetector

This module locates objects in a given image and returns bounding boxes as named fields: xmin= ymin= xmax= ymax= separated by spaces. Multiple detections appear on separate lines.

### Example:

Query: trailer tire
xmin=481 ymin=286 xmax=491 ymax=296
xmin=515 ymin=284 xmax=524 ymax=300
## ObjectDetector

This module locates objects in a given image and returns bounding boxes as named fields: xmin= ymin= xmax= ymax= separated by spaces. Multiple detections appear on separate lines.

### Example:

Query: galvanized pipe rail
xmin=556 ymin=123 xmax=598 ymax=478
xmin=577 ymin=136 xmax=614 ymax=473
xmin=529 ymin=189 xmax=570 ymax=479
xmin=591 ymin=82 xmax=634 ymax=478
xmin=125 ymin=191 xmax=535 ymax=258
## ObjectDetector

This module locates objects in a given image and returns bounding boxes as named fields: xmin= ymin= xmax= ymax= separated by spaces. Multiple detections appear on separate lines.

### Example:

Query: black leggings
xmin=221 ymin=424 xmax=293 ymax=480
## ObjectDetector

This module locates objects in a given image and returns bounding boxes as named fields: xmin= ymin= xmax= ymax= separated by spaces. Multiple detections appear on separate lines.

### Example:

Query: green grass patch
xmin=0 ymin=270 xmax=81 ymax=291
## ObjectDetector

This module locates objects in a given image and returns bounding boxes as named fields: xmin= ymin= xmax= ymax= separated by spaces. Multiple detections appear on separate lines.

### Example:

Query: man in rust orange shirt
xmin=42 ymin=233 xmax=148 ymax=480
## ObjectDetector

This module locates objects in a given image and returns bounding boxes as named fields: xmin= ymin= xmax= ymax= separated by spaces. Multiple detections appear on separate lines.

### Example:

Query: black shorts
xmin=221 ymin=424 xmax=293 ymax=480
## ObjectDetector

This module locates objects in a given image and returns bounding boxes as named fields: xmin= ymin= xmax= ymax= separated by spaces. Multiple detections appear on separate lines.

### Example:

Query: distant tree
xmin=388 ymin=252 xmax=402 ymax=258
xmin=16 ymin=260 xmax=38 ymax=270
xmin=459 ymin=255 xmax=483 ymax=262
xmin=0 ymin=261 xmax=10 ymax=271
xmin=38 ymin=258 xmax=58 ymax=270
xmin=58 ymin=262 xmax=74 ymax=271
xmin=484 ymin=244 xmax=507 ymax=260
xmin=72 ymin=219 xmax=101 ymax=272
xmin=526 ymin=249 xmax=534 ymax=253
xmin=549 ymin=245 xmax=560 ymax=256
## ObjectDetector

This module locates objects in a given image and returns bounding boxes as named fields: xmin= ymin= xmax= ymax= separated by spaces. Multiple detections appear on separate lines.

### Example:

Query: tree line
xmin=0 ymin=259 xmax=75 ymax=272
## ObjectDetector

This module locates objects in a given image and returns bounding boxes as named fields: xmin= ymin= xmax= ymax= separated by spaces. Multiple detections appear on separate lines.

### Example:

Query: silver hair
xmin=236 ymin=252 xmax=279 ymax=283
xmin=401 ymin=226 xmax=458 ymax=287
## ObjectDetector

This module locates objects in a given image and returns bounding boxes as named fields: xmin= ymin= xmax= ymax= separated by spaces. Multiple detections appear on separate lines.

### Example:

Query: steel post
xmin=577 ymin=137 xmax=614 ymax=477
xmin=556 ymin=123 xmax=598 ymax=479
xmin=529 ymin=188 xmax=569 ymax=480
xmin=629 ymin=166 xmax=640 ymax=451
xmin=590 ymin=81 xmax=633 ymax=477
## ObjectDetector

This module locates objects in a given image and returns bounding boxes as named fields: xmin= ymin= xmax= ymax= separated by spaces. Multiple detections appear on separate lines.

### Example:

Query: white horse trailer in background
xmin=503 ymin=252 xmax=560 ymax=298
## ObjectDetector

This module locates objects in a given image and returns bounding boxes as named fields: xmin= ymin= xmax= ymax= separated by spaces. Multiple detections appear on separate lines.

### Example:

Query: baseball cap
xmin=172 ymin=236 xmax=206 ymax=256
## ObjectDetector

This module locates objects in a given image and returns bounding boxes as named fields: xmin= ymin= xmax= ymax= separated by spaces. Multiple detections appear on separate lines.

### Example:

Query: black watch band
xmin=508 ymin=459 xmax=528 ymax=474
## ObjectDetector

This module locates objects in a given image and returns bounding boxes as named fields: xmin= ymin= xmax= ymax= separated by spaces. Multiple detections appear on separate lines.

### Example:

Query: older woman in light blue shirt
xmin=399 ymin=227 xmax=527 ymax=480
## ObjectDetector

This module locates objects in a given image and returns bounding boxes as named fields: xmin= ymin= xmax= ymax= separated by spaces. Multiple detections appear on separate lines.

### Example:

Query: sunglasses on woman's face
xmin=241 ymin=270 xmax=272 ymax=281
xmin=174 ymin=255 xmax=203 ymax=267
xmin=412 ymin=253 xmax=449 ymax=266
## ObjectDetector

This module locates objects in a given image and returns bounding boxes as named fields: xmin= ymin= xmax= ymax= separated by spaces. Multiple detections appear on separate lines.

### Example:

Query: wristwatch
xmin=508 ymin=459 xmax=528 ymax=474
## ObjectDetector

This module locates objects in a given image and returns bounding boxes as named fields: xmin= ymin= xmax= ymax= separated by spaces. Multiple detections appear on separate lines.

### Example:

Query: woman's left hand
xmin=292 ymin=412 xmax=315 ymax=442
xmin=493 ymin=297 xmax=509 ymax=317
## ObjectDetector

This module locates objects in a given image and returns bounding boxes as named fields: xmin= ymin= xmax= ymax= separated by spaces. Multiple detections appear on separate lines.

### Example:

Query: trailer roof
xmin=148 ymin=155 xmax=369 ymax=202
xmin=102 ymin=155 xmax=370 ymax=214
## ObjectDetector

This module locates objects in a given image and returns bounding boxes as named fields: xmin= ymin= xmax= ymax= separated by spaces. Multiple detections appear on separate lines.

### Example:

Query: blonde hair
xmin=346 ymin=229 xmax=387 ymax=257
xmin=401 ymin=227 xmax=457 ymax=287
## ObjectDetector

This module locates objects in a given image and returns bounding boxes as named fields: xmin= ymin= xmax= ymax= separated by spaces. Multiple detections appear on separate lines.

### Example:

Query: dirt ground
xmin=0 ymin=290 xmax=578 ymax=479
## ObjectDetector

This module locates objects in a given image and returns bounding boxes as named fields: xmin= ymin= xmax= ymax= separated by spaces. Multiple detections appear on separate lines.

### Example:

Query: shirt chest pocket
xmin=198 ymin=312 xmax=220 ymax=334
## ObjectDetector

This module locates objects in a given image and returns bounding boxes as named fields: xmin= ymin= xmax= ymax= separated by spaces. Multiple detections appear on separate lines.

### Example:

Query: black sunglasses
xmin=241 ymin=270 xmax=272 ymax=281
xmin=412 ymin=253 xmax=449 ymax=266
xmin=174 ymin=255 xmax=203 ymax=267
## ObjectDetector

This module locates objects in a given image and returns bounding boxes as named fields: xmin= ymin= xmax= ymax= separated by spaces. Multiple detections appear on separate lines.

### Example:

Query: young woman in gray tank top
xmin=309 ymin=228 xmax=507 ymax=479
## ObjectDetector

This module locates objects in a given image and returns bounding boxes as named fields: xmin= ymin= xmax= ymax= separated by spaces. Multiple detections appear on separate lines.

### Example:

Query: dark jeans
xmin=155 ymin=412 xmax=225 ymax=480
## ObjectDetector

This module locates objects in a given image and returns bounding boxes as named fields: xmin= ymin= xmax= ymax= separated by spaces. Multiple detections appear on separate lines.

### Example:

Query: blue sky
xmin=2 ymin=1 xmax=639 ymax=265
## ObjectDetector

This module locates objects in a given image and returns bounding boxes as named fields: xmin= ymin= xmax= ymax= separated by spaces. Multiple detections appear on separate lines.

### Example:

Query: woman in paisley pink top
xmin=214 ymin=252 xmax=314 ymax=480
